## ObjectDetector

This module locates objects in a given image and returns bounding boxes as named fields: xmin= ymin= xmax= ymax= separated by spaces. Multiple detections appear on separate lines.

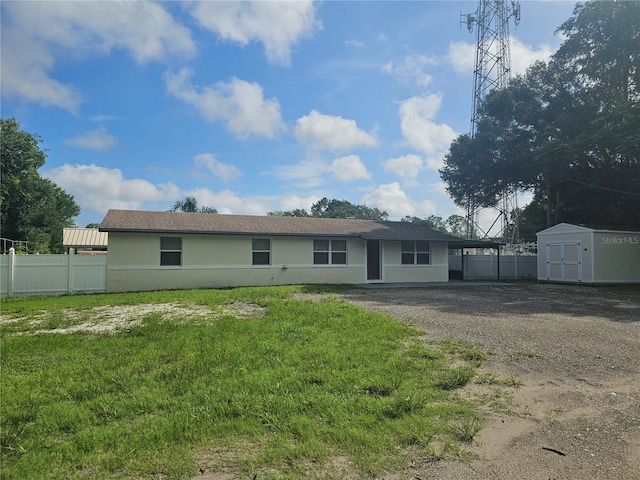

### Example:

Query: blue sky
xmin=1 ymin=1 xmax=577 ymax=228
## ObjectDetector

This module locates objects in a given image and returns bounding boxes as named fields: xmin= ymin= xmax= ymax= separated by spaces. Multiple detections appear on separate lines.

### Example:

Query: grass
xmin=1 ymin=285 xmax=485 ymax=479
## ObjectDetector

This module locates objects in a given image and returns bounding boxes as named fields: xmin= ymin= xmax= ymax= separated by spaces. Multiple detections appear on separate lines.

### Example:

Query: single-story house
xmin=63 ymin=228 xmax=108 ymax=254
xmin=537 ymin=223 xmax=640 ymax=284
xmin=99 ymin=209 xmax=494 ymax=293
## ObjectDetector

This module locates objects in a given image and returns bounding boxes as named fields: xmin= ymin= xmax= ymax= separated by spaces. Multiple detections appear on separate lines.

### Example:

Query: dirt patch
xmin=338 ymin=283 xmax=640 ymax=480
xmin=1 ymin=302 xmax=266 ymax=335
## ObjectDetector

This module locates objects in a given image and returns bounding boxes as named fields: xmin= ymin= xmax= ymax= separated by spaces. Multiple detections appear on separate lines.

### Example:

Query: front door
xmin=367 ymin=240 xmax=381 ymax=281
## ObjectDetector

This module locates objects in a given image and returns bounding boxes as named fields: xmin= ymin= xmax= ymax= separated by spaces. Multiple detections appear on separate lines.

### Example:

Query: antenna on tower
xmin=461 ymin=0 xmax=521 ymax=245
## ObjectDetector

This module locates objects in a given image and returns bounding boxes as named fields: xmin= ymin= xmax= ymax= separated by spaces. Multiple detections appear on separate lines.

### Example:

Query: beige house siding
xmin=384 ymin=242 xmax=449 ymax=283
xmin=106 ymin=232 xmax=450 ymax=292
xmin=107 ymin=233 xmax=365 ymax=292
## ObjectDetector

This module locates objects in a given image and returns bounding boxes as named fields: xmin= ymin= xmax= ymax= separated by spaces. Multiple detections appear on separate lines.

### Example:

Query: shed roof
xmin=537 ymin=222 xmax=640 ymax=236
xmin=100 ymin=209 xmax=477 ymax=244
xmin=63 ymin=228 xmax=108 ymax=248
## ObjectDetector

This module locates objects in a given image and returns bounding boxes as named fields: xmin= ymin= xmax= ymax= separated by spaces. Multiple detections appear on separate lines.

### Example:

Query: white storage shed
xmin=537 ymin=223 xmax=640 ymax=284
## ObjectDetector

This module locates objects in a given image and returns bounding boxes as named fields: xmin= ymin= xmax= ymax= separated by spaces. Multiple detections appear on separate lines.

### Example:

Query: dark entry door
xmin=367 ymin=240 xmax=381 ymax=280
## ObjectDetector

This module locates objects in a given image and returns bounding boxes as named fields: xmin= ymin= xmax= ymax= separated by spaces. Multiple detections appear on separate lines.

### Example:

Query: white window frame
xmin=252 ymin=238 xmax=271 ymax=266
xmin=313 ymin=239 xmax=347 ymax=265
xmin=401 ymin=240 xmax=430 ymax=265
xmin=160 ymin=236 xmax=182 ymax=266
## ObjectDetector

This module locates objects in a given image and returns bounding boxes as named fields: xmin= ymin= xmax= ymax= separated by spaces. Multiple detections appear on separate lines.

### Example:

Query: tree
xmin=440 ymin=1 xmax=640 ymax=230
xmin=269 ymin=198 xmax=387 ymax=220
xmin=554 ymin=0 xmax=640 ymax=104
xmin=1 ymin=118 xmax=80 ymax=253
xmin=445 ymin=215 xmax=471 ymax=238
xmin=402 ymin=215 xmax=447 ymax=232
xmin=268 ymin=209 xmax=311 ymax=217
xmin=310 ymin=198 xmax=388 ymax=220
xmin=169 ymin=196 xmax=218 ymax=214
xmin=402 ymin=214 xmax=474 ymax=238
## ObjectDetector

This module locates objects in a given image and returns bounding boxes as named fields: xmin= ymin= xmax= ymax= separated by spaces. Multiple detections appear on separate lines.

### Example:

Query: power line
xmin=567 ymin=178 xmax=640 ymax=196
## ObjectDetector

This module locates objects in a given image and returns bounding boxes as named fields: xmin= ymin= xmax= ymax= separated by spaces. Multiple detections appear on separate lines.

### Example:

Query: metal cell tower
xmin=462 ymin=0 xmax=521 ymax=243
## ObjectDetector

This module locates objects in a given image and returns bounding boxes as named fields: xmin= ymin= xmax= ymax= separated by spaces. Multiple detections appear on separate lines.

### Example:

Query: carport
xmin=448 ymin=239 xmax=504 ymax=281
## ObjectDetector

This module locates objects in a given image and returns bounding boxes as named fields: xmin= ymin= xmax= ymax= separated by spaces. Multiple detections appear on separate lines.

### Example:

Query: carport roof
xmin=100 ymin=209 xmax=488 ymax=244
xmin=63 ymin=228 xmax=108 ymax=248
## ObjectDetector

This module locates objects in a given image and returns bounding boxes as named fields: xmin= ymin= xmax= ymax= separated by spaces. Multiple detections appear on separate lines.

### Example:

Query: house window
xmin=314 ymin=239 xmax=347 ymax=265
xmin=252 ymin=238 xmax=271 ymax=265
xmin=401 ymin=241 xmax=430 ymax=265
xmin=160 ymin=237 xmax=182 ymax=266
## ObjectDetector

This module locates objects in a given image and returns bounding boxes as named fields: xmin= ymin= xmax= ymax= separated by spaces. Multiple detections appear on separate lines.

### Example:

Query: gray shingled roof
xmin=99 ymin=209 xmax=467 ymax=243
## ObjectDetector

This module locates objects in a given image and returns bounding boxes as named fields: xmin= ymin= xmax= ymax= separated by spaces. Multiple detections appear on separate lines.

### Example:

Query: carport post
xmin=497 ymin=248 xmax=501 ymax=281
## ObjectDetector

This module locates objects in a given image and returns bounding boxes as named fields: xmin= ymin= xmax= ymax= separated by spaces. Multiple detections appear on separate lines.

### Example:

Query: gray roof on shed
xmin=100 ymin=209 xmax=469 ymax=243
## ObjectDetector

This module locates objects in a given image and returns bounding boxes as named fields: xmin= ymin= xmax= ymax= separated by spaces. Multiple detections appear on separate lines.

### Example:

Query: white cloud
xmin=345 ymin=39 xmax=366 ymax=48
xmin=447 ymin=40 xmax=475 ymax=75
xmin=329 ymin=155 xmax=371 ymax=182
xmin=362 ymin=182 xmax=415 ymax=217
xmin=66 ymin=126 xmax=117 ymax=151
xmin=1 ymin=1 xmax=194 ymax=112
xmin=431 ymin=182 xmax=450 ymax=197
xmin=269 ymin=159 xmax=327 ymax=188
xmin=382 ymin=52 xmax=437 ymax=87
xmin=418 ymin=199 xmax=438 ymax=217
xmin=43 ymin=164 xmax=180 ymax=214
xmin=447 ymin=37 xmax=555 ymax=76
xmin=398 ymin=94 xmax=457 ymax=156
xmin=269 ymin=154 xmax=371 ymax=188
xmin=510 ymin=37 xmax=554 ymax=75
xmin=194 ymin=153 xmax=242 ymax=183
xmin=1 ymin=27 xmax=82 ymax=113
xmin=90 ymin=114 xmax=119 ymax=122
xmin=165 ymin=68 xmax=286 ymax=139
xmin=382 ymin=154 xmax=424 ymax=182
xmin=425 ymin=154 xmax=447 ymax=172
xmin=363 ymin=182 xmax=438 ymax=218
xmin=280 ymin=194 xmax=321 ymax=212
xmin=294 ymin=110 xmax=377 ymax=152
xmin=187 ymin=1 xmax=320 ymax=66
xmin=185 ymin=188 xmax=268 ymax=216
xmin=43 ymin=163 xmax=273 ymax=218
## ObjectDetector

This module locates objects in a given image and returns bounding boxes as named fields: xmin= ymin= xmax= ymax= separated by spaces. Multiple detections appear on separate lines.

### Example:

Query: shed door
xmin=546 ymin=242 xmax=582 ymax=282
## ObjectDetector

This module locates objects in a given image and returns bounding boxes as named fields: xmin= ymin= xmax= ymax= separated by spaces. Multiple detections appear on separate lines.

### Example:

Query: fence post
xmin=68 ymin=248 xmax=75 ymax=295
xmin=8 ymin=247 xmax=15 ymax=297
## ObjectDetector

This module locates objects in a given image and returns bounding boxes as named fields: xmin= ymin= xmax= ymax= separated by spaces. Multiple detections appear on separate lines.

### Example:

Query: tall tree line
xmin=1 ymin=118 xmax=80 ymax=253
xmin=440 ymin=1 xmax=640 ymax=236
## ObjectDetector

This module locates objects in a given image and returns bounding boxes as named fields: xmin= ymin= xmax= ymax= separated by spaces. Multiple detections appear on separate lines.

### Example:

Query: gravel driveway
xmin=339 ymin=283 xmax=640 ymax=480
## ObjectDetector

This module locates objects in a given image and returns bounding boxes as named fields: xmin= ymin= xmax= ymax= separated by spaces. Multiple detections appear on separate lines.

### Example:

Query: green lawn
xmin=1 ymin=286 xmax=485 ymax=479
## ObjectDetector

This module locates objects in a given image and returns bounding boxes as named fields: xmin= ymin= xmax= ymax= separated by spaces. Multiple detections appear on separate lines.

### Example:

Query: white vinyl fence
xmin=449 ymin=254 xmax=537 ymax=280
xmin=1 ymin=249 xmax=538 ymax=298
xmin=1 ymin=249 xmax=107 ymax=297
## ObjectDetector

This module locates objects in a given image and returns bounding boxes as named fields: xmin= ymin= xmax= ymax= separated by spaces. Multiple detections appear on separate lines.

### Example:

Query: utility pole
xmin=462 ymin=0 xmax=521 ymax=244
